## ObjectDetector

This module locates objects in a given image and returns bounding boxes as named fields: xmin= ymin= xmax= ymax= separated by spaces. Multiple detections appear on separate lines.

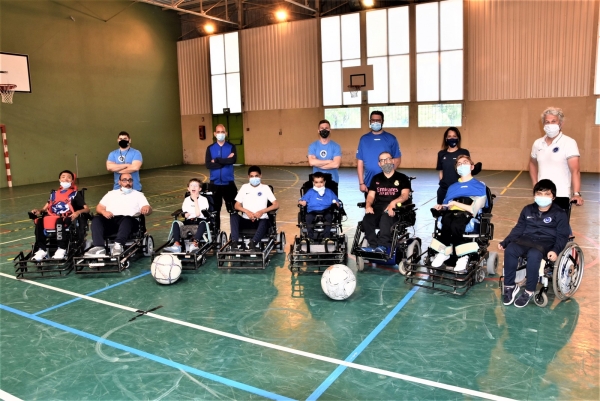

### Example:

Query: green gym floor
xmin=0 ymin=165 xmax=598 ymax=401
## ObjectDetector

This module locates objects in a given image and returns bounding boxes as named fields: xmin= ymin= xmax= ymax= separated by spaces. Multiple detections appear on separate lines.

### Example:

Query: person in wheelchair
xmin=164 ymin=178 xmax=209 ymax=253
xmin=430 ymin=155 xmax=487 ymax=272
xmin=361 ymin=151 xmax=412 ymax=254
xmin=86 ymin=173 xmax=152 ymax=257
xmin=230 ymin=166 xmax=279 ymax=250
xmin=30 ymin=170 xmax=90 ymax=261
xmin=498 ymin=179 xmax=570 ymax=308
xmin=298 ymin=172 xmax=341 ymax=241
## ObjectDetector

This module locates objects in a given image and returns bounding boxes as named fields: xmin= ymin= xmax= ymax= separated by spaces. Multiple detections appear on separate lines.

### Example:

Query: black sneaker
xmin=247 ymin=240 xmax=255 ymax=250
xmin=514 ymin=290 xmax=534 ymax=308
xmin=503 ymin=284 xmax=520 ymax=306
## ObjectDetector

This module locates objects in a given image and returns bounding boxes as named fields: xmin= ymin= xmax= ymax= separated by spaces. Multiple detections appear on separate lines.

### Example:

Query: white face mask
xmin=313 ymin=186 xmax=325 ymax=196
xmin=121 ymin=187 xmax=133 ymax=194
xmin=60 ymin=181 xmax=71 ymax=189
xmin=216 ymin=133 xmax=226 ymax=142
xmin=543 ymin=124 xmax=560 ymax=138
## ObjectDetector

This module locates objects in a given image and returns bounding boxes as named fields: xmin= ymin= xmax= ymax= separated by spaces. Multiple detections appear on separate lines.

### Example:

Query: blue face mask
xmin=121 ymin=187 xmax=133 ymax=195
xmin=456 ymin=164 xmax=471 ymax=177
xmin=534 ymin=196 xmax=553 ymax=207
xmin=216 ymin=133 xmax=226 ymax=142
xmin=249 ymin=177 xmax=261 ymax=186
xmin=370 ymin=122 xmax=382 ymax=132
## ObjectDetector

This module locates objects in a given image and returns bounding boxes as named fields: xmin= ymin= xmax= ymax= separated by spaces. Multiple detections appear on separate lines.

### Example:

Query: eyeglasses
xmin=370 ymin=119 xmax=383 ymax=123
xmin=456 ymin=161 xmax=471 ymax=166
xmin=379 ymin=157 xmax=393 ymax=163
xmin=120 ymin=178 xmax=134 ymax=183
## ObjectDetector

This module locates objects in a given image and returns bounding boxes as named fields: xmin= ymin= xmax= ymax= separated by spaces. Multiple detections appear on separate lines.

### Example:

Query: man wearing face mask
xmin=206 ymin=124 xmax=238 ymax=232
xmin=529 ymin=107 xmax=583 ymax=209
xmin=86 ymin=173 xmax=152 ymax=257
xmin=356 ymin=111 xmax=401 ymax=195
xmin=361 ymin=152 xmax=412 ymax=254
xmin=106 ymin=131 xmax=143 ymax=191
xmin=308 ymin=119 xmax=342 ymax=183
xmin=230 ymin=166 xmax=279 ymax=250
xmin=498 ymin=179 xmax=570 ymax=308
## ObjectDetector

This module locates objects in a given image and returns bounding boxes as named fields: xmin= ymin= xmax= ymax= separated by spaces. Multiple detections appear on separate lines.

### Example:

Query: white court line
xmin=0 ymin=236 xmax=34 ymax=246
xmin=0 ymin=272 xmax=516 ymax=401
xmin=0 ymin=388 xmax=24 ymax=401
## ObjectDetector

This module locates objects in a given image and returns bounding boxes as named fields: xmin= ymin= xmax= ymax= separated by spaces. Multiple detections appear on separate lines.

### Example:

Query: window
xmin=324 ymin=108 xmax=362 ymax=129
xmin=369 ymin=106 xmax=409 ymax=128
xmin=210 ymin=33 xmax=241 ymax=114
xmin=418 ymin=104 xmax=462 ymax=127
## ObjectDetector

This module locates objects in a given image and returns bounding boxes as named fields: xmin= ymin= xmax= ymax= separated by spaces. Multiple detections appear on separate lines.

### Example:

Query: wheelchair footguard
xmin=287 ymin=234 xmax=348 ymax=274
xmin=217 ymin=232 xmax=285 ymax=270
xmin=73 ymin=234 xmax=153 ymax=274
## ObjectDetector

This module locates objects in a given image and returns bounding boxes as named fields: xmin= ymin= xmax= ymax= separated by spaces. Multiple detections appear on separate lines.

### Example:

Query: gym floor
xmin=0 ymin=165 xmax=598 ymax=401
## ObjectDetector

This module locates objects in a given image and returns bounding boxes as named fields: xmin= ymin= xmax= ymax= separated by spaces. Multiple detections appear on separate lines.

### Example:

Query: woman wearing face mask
xmin=30 ymin=170 xmax=90 ymax=261
xmin=430 ymin=155 xmax=487 ymax=272
xmin=435 ymin=127 xmax=480 ymax=205
xmin=498 ymin=179 xmax=570 ymax=308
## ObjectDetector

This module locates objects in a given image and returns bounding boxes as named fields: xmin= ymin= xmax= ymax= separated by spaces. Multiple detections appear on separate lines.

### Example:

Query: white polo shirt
xmin=235 ymin=183 xmax=276 ymax=219
xmin=531 ymin=132 xmax=580 ymax=198
xmin=99 ymin=189 xmax=150 ymax=216
xmin=181 ymin=195 xmax=209 ymax=219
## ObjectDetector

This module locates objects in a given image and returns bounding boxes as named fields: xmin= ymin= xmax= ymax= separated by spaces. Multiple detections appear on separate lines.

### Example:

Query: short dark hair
xmin=188 ymin=178 xmax=202 ymax=186
xmin=312 ymin=172 xmax=326 ymax=181
xmin=441 ymin=127 xmax=462 ymax=150
xmin=58 ymin=170 xmax=75 ymax=180
xmin=370 ymin=110 xmax=384 ymax=121
xmin=118 ymin=173 xmax=132 ymax=180
xmin=318 ymin=119 xmax=330 ymax=127
xmin=378 ymin=151 xmax=392 ymax=161
xmin=248 ymin=165 xmax=261 ymax=175
xmin=118 ymin=131 xmax=130 ymax=139
xmin=533 ymin=179 xmax=556 ymax=198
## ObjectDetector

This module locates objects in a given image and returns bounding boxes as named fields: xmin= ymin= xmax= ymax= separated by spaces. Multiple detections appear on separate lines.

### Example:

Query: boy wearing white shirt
xmin=165 ymin=178 xmax=210 ymax=253
xmin=230 ymin=166 xmax=279 ymax=250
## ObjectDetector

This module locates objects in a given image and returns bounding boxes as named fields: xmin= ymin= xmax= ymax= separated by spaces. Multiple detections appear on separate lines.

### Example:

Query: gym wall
xmin=0 ymin=0 xmax=183 ymax=188
xmin=179 ymin=0 xmax=600 ymax=173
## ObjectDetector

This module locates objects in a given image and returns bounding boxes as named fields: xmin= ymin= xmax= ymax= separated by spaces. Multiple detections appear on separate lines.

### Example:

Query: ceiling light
xmin=275 ymin=10 xmax=288 ymax=22
xmin=204 ymin=23 xmax=215 ymax=34
xmin=362 ymin=0 xmax=375 ymax=7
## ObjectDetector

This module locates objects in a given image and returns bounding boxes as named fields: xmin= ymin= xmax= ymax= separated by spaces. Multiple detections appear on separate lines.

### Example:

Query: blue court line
xmin=33 ymin=271 xmax=151 ymax=316
xmin=307 ymin=286 xmax=420 ymax=400
xmin=0 ymin=304 xmax=295 ymax=401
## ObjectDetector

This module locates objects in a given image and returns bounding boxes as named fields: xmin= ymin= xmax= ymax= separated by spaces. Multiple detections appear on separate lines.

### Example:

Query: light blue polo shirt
xmin=308 ymin=139 xmax=342 ymax=182
xmin=107 ymin=147 xmax=143 ymax=191
xmin=356 ymin=131 xmax=401 ymax=187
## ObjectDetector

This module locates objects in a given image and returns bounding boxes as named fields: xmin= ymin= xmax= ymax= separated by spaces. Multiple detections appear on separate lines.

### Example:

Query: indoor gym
xmin=0 ymin=1 xmax=599 ymax=401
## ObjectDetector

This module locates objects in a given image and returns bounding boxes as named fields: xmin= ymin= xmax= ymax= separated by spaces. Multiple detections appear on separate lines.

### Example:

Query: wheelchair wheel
xmin=475 ymin=268 xmax=486 ymax=283
xmin=356 ymin=255 xmax=365 ymax=271
xmin=277 ymin=232 xmax=286 ymax=254
xmin=218 ymin=231 xmax=228 ymax=249
xmin=485 ymin=252 xmax=498 ymax=275
xmin=534 ymin=291 xmax=548 ymax=307
xmin=552 ymin=242 xmax=584 ymax=301
xmin=143 ymin=236 xmax=154 ymax=257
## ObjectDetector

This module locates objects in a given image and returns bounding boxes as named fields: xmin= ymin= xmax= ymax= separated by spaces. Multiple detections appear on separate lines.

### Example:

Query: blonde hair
xmin=455 ymin=154 xmax=473 ymax=167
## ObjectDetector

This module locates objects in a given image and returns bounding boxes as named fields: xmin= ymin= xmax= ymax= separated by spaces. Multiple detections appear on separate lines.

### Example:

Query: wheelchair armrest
xmin=171 ymin=209 xmax=184 ymax=218
xmin=408 ymin=176 xmax=416 ymax=181
xmin=28 ymin=211 xmax=43 ymax=220
xmin=201 ymin=209 xmax=210 ymax=219
xmin=396 ymin=203 xmax=415 ymax=212
xmin=357 ymin=202 xmax=366 ymax=208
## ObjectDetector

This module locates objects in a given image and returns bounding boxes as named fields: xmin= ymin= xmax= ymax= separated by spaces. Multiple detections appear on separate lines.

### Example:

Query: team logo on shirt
xmin=543 ymin=217 xmax=552 ymax=223
xmin=394 ymin=180 xmax=399 ymax=186
xmin=320 ymin=150 xmax=327 ymax=158
xmin=257 ymin=192 xmax=262 ymax=196
xmin=553 ymin=147 xmax=559 ymax=153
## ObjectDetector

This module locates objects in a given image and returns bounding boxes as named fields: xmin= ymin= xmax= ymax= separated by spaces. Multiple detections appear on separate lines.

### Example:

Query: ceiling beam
xmin=136 ymin=0 xmax=238 ymax=25
xmin=284 ymin=0 xmax=316 ymax=13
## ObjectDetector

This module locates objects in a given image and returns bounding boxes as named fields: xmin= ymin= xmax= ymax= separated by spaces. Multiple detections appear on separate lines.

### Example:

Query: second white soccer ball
xmin=321 ymin=264 xmax=356 ymax=300
xmin=151 ymin=254 xmax=182 ymax=285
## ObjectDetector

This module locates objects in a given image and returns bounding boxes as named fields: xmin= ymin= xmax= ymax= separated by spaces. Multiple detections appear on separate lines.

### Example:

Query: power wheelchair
xmin=350 ymin=176 xmax=422 ymax=272
xmin=405 ymin=186 xmax=498 ymax=295
xmin=287 ymin=173 xmax=348 ymax=273
xmin=499 ymin=200 xmax=584 ymax=307
xmin=73 ymin=214 xmax=153 ymax=274
xmin=217 ymin=185 xmax=285 ymax=270
xmin=14 ymin=189 xmax=91 ymax=279
xmin=153 ymin=183 xmax=226 ymax=270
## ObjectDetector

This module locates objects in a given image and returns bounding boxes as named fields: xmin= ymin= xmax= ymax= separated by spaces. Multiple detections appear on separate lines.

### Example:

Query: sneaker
xmin=453 ymin=255 xmax=469 ymax=272
xmin=164 ymin=244 xmax=182 ymax=253
xmin=85 ymin=246 xmax=106 ymax=257
xmin=32 ymin=249 xmax=48 ymax=261
xmin=112 ymin=243 xmax=123 ymax=256
xmin=374 ymin=246 xmax=387 ymax=254
xmin=251 ymin=240 xmax=262 ymax=250
xmin=188 ymin=242 xmax=199 ymax=253
xmin=503 ymin=284 xmax=520 ymax=306
xmin=361 ymin=246 xmax=374 ymax=252
xmin=248 ymin=240 xmax=256 ymax=250
xmin=514 ymin=290 xmax=534 ymax=308
xmin=431 ymin=252 xmax=451 ymax=268
xmin=52 ymin=248 xmax=67 ymax=259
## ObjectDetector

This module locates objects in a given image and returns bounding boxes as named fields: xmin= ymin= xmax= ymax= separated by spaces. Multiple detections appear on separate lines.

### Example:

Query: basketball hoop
xmin=0 ymin=84 xmax=17 ymax=104
xmin=348 ymin=85 xmax=361 ymax=98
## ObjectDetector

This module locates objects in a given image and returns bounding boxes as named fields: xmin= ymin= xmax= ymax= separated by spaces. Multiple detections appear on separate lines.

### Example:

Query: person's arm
xmin=119 ymin=160 xmax=142 ymax=174
xmin=357 ymin=159 xmax=367 ymax=192
xmin=528 ymin=157 xmax=538 ymax=186
xmin=365 ymin=190 xmax=376 ymax=214
xmin=551 ymin=212 xmax=570 ymax=256
xmin=106 ymin=160 xmax=128 ymax=172
xmin=321 ymin=156 xmax=342 ymax=169
xmin=205 ymin=146 xmax=222 ymax=169
xmin=567 ymin=157 xmax=583 ymax=205
xmin=215 ymin=144 xmax=237 ymax=165
xmin=95 ymin=203 xmax=113 ymax=219
xmin=393 ymin=157 xmax=401 ymax=169
xmin=449 ymin=195 xmax=486 ymax=215
xmin=386 ymin=188 xmax=410 ymax=216
xmin=308 ymin=155 xmax=332 ymax=168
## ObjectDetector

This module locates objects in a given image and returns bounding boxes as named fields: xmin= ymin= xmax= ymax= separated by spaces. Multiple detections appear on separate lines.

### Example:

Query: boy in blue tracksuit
xmin=499 ymin=179 xmax=570 ymax=308
xmin=298 ymin=172 xmax=341 ymax=240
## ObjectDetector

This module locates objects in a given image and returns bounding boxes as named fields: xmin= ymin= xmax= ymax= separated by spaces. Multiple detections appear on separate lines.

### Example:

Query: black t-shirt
xmin=71 ymin=192 xmax=86 ymax=211
xmin=436 ymin=148 xmax=470 ymax=188
xmin=368 ymin=171 xmax=411 ymax=211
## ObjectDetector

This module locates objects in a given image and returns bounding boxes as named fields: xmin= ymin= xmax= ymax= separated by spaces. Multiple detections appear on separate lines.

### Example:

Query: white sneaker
xmin=453 ymin=255 xmax=469 ymax=272
xmin=431 ymin=252 xmax=450 ymax=268
xmin=85 ymin=246 xmax=106 ymax=257
xmin=112 ymin=243 xmax=123 ymax=256
xmin=52 ymin=248 xmax=67 ymax=259
xmin=164 ymin=244 xmax=182 ymax=253
xmin=188 ymin=243 xmax=199 ymax=252
xmin=32 ymin=249 xmax=48 ymax=261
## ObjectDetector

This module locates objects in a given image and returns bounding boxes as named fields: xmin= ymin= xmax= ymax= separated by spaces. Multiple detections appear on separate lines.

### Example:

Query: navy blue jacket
xmin=205 ymin=142 xmax=236 ymax=185
xmin=500 ymin=203 xmax=570 ymax=255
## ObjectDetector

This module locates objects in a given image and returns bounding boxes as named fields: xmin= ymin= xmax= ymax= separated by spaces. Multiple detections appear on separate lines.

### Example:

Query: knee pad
xmin=430 ymin=238 xmax=452 ymax=255
xmin=455 ymin=242 xmax=479 ymax=257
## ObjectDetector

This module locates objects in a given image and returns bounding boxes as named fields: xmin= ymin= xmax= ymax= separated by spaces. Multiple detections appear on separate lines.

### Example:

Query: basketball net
xmin=0 ymin=84 xmax=17 ymax=104
xmin=348 ymin=85 xmax=361 ymax=98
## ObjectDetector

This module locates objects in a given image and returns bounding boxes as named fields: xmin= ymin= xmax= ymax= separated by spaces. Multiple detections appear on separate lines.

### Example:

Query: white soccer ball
xmin=321 ymin=264 xmax=356 ymax=300
xmin=151 ymin=254 xmax=182 ymax=285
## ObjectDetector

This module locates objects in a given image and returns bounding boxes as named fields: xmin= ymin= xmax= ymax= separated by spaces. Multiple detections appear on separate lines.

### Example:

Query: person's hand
xmin=571 ymin=195 xmax=584 ymax=206
xmin=140 ymin=205 xmax=151 ymax=215
xmin=447 ymin=201 xmax=455 ymax=207
xmin=365 ymin=206 xmax=374 ymax=214
xmin=68 ymin=211 xmax=79 ymax=220
xmin=359 ymin=183 xmax=367 ymax=193
xmin=102 ymin=211 xmax=114 ymax=219
xmin=547 ymin=251 xmax=558 ymax=262
xmin=245 ymin=210 xmax=256 ymax=221
xmin=386 ymin=202 xmax=396 ymax=217
xmin=298 ymin=200 xmax=307 ymax=206
xmin=434 ymin=204 xmax=443 ymax=211
xmin=227 ymin=152 xmax=234 ymax=158
xmin=211 ymin=159 xmax=215 ymax=163
xmin=254 ymin=210 xmax=265 ymax=219
xmin=497 ymin=243 xmax=504 ymax=251
xmin=31 ymin=209 xmax=40 ymax=215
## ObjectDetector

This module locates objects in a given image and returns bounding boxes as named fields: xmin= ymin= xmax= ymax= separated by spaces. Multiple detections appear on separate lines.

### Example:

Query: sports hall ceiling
xmin=136 ymin=0 xmax=432 ymax=40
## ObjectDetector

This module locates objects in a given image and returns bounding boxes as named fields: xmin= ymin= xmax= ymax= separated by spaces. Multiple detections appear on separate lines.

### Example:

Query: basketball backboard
xmin=0 ymin=52 xmax=31 ymax=92
xmin=342 ymin=65 xmax=374 ymax=92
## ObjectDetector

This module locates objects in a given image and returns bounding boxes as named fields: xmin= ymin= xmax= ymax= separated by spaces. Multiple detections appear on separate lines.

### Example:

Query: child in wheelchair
xmin=164 ymin=178 xmax=210 ymax=253
xmin=498 ymin=179 xmax=570 ymax=308
xmin=298 ymin=172 xmax=341 ymax=242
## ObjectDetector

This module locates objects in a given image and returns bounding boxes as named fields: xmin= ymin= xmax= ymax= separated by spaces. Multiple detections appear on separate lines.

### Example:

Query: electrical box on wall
xmin=199 ymin=125 xmax=206 ymax=140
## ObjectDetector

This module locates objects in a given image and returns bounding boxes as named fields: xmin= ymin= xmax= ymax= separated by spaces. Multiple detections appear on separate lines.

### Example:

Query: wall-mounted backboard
xmin=342 ymin=65 xmax=374 ymax=92
xmin=0 ymin=52 xmax=31 ymax=92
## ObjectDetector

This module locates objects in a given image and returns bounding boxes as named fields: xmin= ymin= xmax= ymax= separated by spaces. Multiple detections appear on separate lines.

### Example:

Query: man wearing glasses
xmin=361 ymin=152 xmax=412 ymax=254
xmin=86 ymin=173 xmax=152 ymax=256
xmin=356 ymin=111 xmax=401 ymax=195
